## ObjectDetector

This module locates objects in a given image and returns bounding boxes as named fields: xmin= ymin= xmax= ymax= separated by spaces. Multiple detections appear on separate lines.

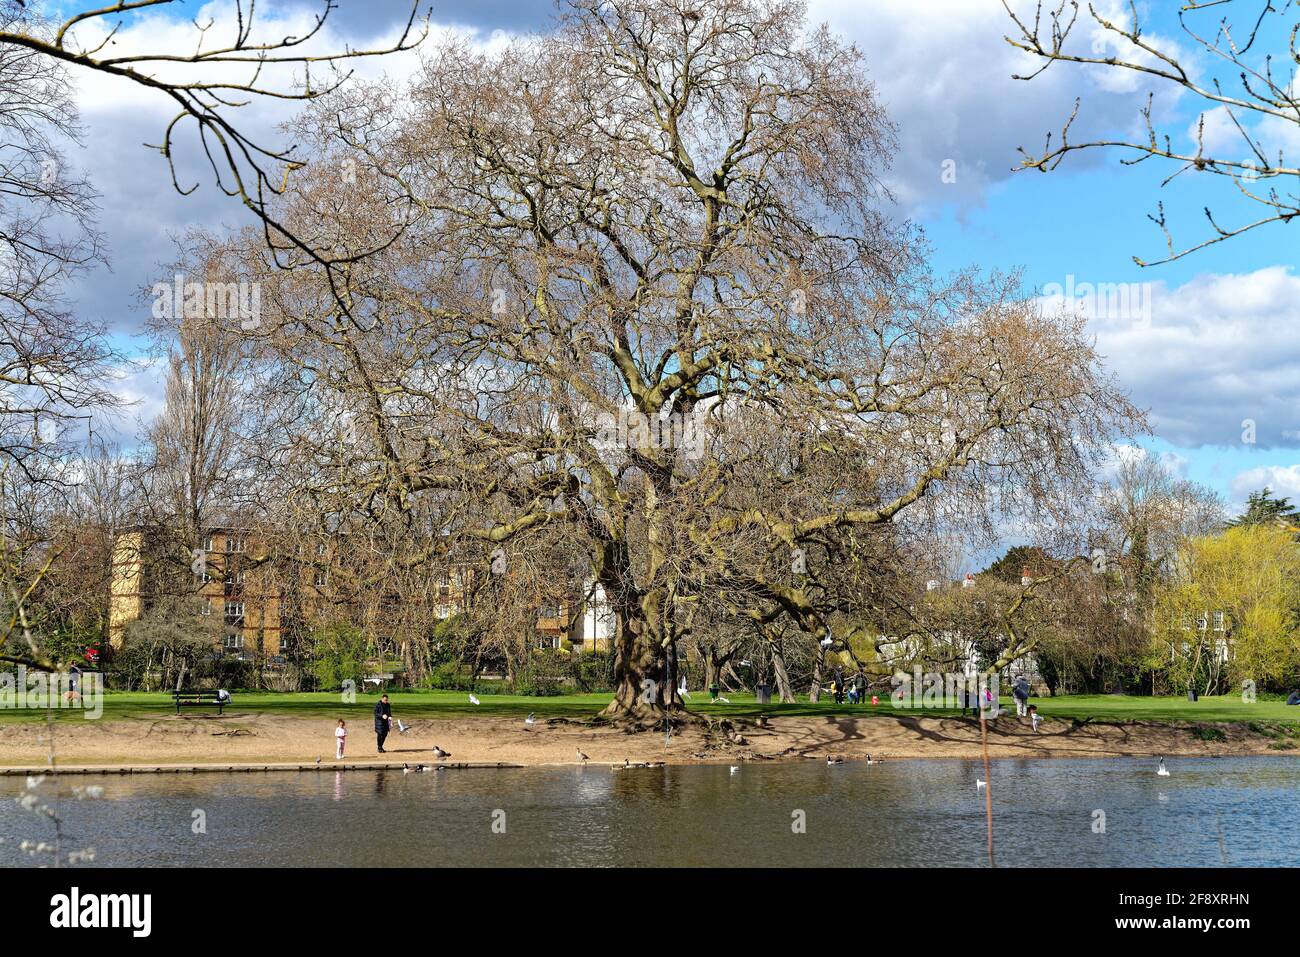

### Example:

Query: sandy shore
xmin=0 ymin=710 xmax=1293 ymax=770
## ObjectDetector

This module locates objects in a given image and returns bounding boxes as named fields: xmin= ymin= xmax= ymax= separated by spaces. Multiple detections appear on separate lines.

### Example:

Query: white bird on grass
xmin=717 ymin=695 xmax=731 ymax=704
xmin=469 ymin=693 xmax=481 ymax=705
xmin=432 ymin=745 xmax=451 ymax=761
xmin=525 ymin=712 xmax=537 ymax=726
xmin=396 ymin=719 xmax=412 ymax=734
xmin=1157 ymin=757 xmax=1170 ymax=777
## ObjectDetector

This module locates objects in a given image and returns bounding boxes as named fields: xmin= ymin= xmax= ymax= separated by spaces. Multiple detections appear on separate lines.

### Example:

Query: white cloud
xmin=1230 ymin=464 xmax=1300 ymax=503
xmin=1189 ymin=105 xmax=1300 ymax=168
xmin=48 ymin=0 xmax=523 ymax=439
xmin=1099 ymin=444 xmax=1190 ymax=483
xmin=1085 ymin=266 xmax=1300 ymax=449
xmin=91 ymin=359 xmax=167 ymax=450
xmin=62 ymin=2 xmax=513 ymax=335
xmin=806 ymin=0 xmax=1187 ymax=214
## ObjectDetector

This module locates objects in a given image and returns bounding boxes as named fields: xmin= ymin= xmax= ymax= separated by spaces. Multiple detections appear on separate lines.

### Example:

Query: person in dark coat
xmin=374 ymin=694 xmax=393 ymax=753
xmin=1012 ymin=675 xmax=1031 ymax=717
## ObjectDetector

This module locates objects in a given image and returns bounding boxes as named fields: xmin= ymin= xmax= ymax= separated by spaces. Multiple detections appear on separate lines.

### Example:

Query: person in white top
xmin=335 ymin=719 xmax=348 ymax=759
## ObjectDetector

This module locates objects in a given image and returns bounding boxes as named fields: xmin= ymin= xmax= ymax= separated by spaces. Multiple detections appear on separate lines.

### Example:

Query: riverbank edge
xmin=1 ymin=746 xmax=1295 ymax=776
xmin=3 ymin=712 xmax=1298 ymax=773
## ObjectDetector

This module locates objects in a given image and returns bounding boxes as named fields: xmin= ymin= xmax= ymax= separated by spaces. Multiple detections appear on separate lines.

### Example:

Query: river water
xmin=2 ymin=757 xmax=1297 ymax=867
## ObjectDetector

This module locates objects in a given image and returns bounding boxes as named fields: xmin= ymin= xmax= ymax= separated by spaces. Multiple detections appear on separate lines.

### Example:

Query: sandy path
xmin=0 ymin=710 xmax=1293 ymax=769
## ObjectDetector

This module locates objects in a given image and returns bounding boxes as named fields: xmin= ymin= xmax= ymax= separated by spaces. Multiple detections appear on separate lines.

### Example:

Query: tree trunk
xmin=602 ymin=607 xmax=668 ymax=725
xmin=809 ymin=642 xmax=824 ymax=702
xmin=721 ymin=660 xmax=743 ymax=691
xmin=703 ymin=653 xmax=721 ymax=693
xmin=771 ymin=641 xmax=796 ymax=703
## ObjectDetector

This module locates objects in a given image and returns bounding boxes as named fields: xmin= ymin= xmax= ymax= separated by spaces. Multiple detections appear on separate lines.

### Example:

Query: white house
xmin=579 ymin=581 xmax=616 ymax=652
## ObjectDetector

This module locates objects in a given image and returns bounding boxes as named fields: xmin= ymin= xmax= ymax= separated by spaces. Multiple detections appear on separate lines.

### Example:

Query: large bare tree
xmin=215 ymin=0 xmax=1141 ymax=724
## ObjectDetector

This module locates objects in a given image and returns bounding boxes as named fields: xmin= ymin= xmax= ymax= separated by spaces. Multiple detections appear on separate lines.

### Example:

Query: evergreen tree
xmin=982 ymin=545 xmax=1053 ymax=583
xmin=1228 ymin=488 xmax=1300 ymax=529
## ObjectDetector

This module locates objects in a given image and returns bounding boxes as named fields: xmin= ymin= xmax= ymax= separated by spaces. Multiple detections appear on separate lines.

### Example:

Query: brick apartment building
xmin=107 ymin=527 xmax=283 ymax=659
xmin=107 ymin=527 xmax=613 ymax=660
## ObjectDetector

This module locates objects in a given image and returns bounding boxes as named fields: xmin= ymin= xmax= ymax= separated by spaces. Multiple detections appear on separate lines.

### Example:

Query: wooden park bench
xmin=172 ymin=690 xmax=228 ymax=715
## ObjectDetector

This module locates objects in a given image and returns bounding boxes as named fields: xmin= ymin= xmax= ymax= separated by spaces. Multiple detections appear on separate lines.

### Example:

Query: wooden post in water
xmin=979 ymin=684 xmax=995 ymax=868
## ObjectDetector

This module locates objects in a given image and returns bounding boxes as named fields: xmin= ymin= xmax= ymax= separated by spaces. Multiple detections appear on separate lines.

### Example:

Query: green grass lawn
xmin=2 ymin=688 xmax=1297 ymax=726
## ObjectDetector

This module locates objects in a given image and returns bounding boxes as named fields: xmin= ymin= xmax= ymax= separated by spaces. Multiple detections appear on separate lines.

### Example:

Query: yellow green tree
xmin=1152 ymin=525 xmax=1300 ymax=695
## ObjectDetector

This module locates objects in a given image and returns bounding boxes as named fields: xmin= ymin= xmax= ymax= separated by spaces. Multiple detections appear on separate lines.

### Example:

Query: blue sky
xmin=46 ymin=0 xmax=1300 ymax=513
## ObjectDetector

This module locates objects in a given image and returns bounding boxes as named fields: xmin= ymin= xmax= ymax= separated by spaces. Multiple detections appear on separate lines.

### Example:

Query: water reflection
xmin=1 ymin=757 xmax=1296 ymax=868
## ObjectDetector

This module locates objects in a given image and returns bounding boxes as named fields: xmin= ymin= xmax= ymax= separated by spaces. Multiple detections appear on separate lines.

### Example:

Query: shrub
xmin=423 ymin=661 xmax=474 ymax=691
xmin=510 ymin=680 xmax=564 ymax=697
xmin=307 ymin=623 xmax=371 ymax=691
xmin=572 ymin=650 xmax=614 ymax=693
xmin=115 ymin=597 xmax=222 ymax=690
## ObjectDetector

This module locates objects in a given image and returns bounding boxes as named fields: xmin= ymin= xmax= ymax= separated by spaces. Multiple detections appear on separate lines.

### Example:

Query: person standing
xmin=1012 ymin=675 xmax=1031 ymax=717
xmin=854 ymin=672 xmax=867 ymax=706
xmin=335 ymin=719 xmax=348 ymax=760
xmin=374 ymin=694 xmax=393 ymax=753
